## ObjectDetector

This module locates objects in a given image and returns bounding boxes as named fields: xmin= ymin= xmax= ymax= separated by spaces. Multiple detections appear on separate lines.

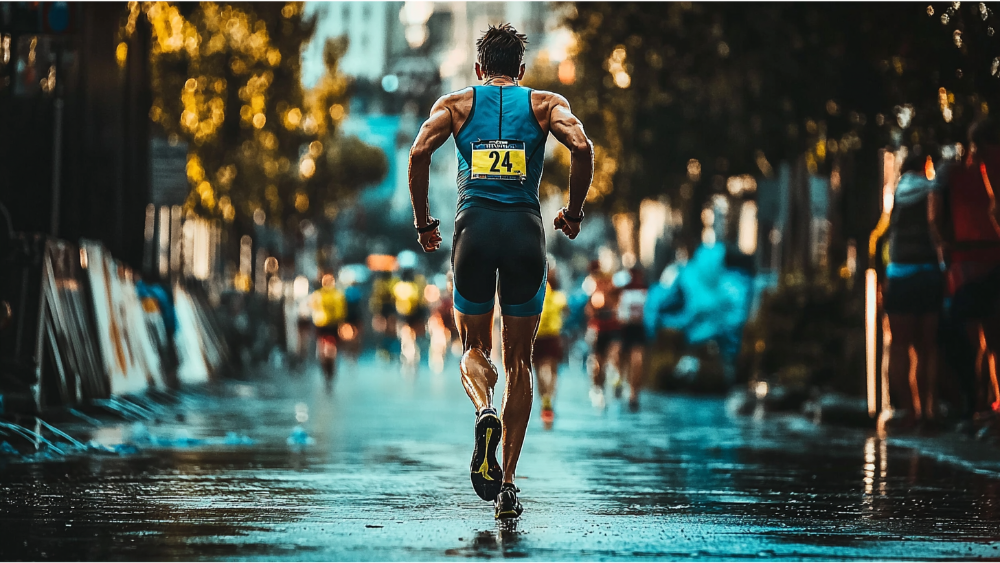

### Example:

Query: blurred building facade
xmin=302 ymin=1 xmax=560 ymax=268
xmin=0 ymin=2 xmax=152 ymax=269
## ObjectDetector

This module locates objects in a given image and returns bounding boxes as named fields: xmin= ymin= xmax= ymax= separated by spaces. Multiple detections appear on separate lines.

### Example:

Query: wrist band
xmin=416 ymin=219 xmax=440 ymax=233
xmin=562 ymin=208 xmax=583 ymax=222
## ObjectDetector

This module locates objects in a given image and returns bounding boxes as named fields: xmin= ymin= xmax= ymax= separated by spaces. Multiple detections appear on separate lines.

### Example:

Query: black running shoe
xmin=494 ymin=482 xmax=523 ymax=520
xmin=470 ymin=408 xmax=503 ymax=501
xmin=628 ymin=396 xmax=640 ymax=412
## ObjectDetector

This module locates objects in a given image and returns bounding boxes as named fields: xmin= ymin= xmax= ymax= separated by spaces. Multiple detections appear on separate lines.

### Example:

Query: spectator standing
xmin=932 ymin=118 xmax=1000 ymax=415
xmin=883 ymin=148 xmax=945 ymax=426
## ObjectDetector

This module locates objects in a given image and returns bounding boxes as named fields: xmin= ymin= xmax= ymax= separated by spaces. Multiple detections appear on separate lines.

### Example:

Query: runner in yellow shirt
xmin=309 ymin=273 xmax=347 ymax=386
xmin=532 ymin=262 xmax=567 ymax=426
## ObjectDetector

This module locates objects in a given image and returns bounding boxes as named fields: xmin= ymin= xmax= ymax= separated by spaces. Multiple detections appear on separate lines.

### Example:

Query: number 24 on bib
xmin=471 ymin=140 xmax=527 ymax=181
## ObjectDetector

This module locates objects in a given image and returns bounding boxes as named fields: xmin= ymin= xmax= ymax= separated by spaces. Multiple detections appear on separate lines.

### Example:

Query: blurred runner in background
xmin=370 ymin=270 xmax=399 ymax=361
xmin=394 ymin=251 xmax=427 ymax=373
xmin=428 ymin=272 xmax=459 ymax=373
xmin=441 ymin=272 xmax=461 ymax=355
xmin=617 ymin=265 xmax=649 ymax=411
xmin=309 ymin=273 xmax=346 ymax=387
xmin=339 ymin=273 xmax=364 ymax=363
xmin=584 ymin=259 xmax=622 ymax=409
xmin=532 ymin=259 xmax=567 ymax=427
xmin=293 ymin=277 xmax=314 ymax=368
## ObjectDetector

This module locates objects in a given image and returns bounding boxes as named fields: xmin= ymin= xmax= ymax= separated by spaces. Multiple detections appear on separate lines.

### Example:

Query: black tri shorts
xmin=451 ymin=201 xmax=546 ymax=317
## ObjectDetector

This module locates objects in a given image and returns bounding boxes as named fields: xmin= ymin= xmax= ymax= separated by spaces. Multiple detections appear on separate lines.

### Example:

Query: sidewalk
xmin=730 ymin=385 xmax=1000 ymax=478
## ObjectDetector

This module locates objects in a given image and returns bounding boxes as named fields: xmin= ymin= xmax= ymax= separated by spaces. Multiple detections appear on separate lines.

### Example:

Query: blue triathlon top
xmin=455 ymin=85 xmax=547 ymax=215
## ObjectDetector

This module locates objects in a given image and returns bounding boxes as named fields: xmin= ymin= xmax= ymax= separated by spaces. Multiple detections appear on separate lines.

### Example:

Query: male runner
xmin=407 ymin=23 xmax=594 ymax=519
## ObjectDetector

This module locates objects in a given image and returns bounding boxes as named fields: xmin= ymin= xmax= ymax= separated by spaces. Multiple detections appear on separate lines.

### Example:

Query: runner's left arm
xmin=548 ymin=94 xmax=593 ymax=240
xmin=408 ymin=96 xmax=453 ymax=252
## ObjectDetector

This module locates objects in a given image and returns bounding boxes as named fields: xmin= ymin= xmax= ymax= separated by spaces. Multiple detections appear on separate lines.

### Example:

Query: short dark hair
xmin=476 ymin=23 xmax=527 ymax=79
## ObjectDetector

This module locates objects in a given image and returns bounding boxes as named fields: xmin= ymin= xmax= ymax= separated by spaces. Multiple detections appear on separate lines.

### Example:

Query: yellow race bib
xmin=471 ymin=140 xmax=527 ymax=181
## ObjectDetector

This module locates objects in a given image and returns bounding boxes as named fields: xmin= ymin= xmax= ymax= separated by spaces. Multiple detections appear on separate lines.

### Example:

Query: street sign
xmin=150 ymin=138 xmax=189 ymax=206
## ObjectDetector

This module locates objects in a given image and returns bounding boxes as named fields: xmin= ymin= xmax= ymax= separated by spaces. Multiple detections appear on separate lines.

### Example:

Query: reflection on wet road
xmin=1 ymin=357 xmax=999 ymax=561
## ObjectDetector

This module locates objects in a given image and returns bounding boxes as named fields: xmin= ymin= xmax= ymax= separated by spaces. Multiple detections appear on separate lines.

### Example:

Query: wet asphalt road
xmin=2 ymin=356 xmax=1000 ymax=561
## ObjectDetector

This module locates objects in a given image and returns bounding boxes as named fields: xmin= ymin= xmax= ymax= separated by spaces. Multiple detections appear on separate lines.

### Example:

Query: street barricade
xmin=0 ymin=234 xmax=230 ymax=416
xmin=173 ymin=287 xmax=219 ymax=385
xmin=81 ymin=241 xmax=164 ymax=396
xmin=40 ymin=240 xmax=110 ymax=405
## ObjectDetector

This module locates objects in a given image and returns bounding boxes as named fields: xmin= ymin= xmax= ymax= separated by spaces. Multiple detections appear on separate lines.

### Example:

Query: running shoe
xmin=540 ymin=397 xmax=555 ymax=424
xmin=612 ymin=376 xmax=624 ymax=399
xmin=471 ymin=407 xmax=503 ymax=501
xmin=589 ymin=386 xmax=606 ymax=409
xmin=494 ymin=482 xmax=523 ymax=519
xmin=628 ymin=395 xmax=640 ymax=412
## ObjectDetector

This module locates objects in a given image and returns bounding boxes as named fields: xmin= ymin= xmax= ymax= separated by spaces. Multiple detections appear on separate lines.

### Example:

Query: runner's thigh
xmin=498 ymin=211 xmax=545 ymax=306
xmin=453 ymin=207 xmax=500 ymax=304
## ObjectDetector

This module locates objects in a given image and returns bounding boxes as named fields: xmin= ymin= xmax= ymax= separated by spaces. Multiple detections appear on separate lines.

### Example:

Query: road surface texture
xmin=1 ymin=356 xmax=999 ymax=561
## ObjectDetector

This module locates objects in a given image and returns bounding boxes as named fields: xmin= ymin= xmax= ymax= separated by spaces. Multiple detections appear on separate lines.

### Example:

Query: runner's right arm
xmin=408 ymin=96 xmax=454 ymax=252
xmin=928 ymin=191 xmax=948 ymax=267
xmin=548 ymin=94 xmax=593 ymax=240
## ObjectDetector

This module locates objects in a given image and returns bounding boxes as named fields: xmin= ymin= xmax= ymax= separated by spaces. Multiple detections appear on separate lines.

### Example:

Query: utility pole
xmin=49 ymin=58 xmax=63 ymax=238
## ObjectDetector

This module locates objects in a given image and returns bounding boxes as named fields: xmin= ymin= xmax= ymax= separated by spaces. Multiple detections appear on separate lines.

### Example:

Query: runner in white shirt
xmin=617 ymin=266 xmax=649 ymax=411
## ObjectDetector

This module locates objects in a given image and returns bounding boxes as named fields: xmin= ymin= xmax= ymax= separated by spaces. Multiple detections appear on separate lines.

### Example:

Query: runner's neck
xmin=483 ymin=75 xmax=518 ymax=87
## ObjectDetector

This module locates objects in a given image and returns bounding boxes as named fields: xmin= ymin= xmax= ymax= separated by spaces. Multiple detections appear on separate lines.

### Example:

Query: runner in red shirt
xmin=583 ymin=260 xmax=622 ymax=408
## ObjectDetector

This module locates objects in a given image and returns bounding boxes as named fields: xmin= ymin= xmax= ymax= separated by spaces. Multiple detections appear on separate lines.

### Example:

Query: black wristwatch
xmin=561 ymin=207 xmax=584 ymax=223
xmin=416 ymin=218 xmax=440 ymax=233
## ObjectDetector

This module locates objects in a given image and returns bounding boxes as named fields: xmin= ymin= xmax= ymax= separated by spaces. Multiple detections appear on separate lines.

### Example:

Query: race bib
xmin=471 ymin=140 xmax=527 ymax=181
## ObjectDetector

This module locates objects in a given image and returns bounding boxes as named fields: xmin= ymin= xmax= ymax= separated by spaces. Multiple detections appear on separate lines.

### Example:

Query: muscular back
xmin=408 ymin=77 xmax=593 ymax=248
xmin=436 ymin=87 xmax=570 ymax=140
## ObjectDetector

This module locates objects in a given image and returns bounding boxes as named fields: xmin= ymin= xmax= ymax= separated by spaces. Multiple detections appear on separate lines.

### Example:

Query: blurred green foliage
xmin=534 ymin=2 xmax=999 ymax=216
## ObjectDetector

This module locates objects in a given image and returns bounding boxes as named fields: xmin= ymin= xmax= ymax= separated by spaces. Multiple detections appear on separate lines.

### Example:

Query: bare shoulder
xmin=530 ymin=89 xmax=571 ymax=112
xmin=428 ymin=87 xmax=475 ymax=135
xmin=530 ymin=89 xmax=574 ymax=131
xmin=433 ymin=87 xmax=475 ymax=112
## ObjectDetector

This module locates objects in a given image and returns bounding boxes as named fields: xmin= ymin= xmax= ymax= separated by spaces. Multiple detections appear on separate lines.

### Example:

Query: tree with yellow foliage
xmin=128 ymin=1 xmax=385 ymax=230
